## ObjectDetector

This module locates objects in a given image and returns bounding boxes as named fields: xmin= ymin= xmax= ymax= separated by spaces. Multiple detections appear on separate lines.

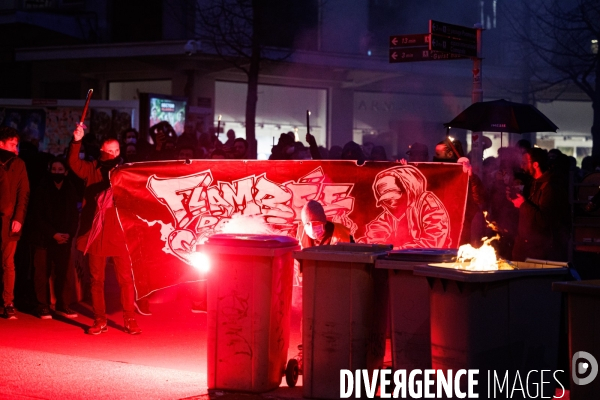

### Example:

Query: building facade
xmin=0 ymin=0 xmax=593 ymax=161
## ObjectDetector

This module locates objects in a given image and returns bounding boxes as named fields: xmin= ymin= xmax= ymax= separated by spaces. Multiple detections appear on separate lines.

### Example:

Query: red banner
xmin=111 ymin=161 xmax=468 ymax=297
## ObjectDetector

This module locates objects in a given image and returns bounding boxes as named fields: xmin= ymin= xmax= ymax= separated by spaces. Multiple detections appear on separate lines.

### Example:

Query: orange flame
xmin=483 ymin=211 xmax=500 ymax=233
xmin=456 ymin=235 xmax=501 ymax=271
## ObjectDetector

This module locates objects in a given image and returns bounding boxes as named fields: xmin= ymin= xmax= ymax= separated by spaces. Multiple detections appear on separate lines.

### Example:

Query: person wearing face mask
xmin=121 ymin=128 xmax=149 ymax=161
xmin=298 ymin=200 xmax=354 ymax=248
xmin=29 ymin=158 xmax=79 ymax=320
xmin=68 ymin=124 xmax=142 ymax=335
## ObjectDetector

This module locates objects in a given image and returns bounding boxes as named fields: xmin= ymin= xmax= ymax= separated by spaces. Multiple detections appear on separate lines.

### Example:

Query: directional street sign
xmin=389 ymin=34 xmax=430 ymax=48
xmin=429 ymin=20 xmax=477 ymax=42
xmin=389 ymin=48 xmax=466 ymax=63
xmin=388 ymin=20 xmax=478 ymax=63
xmin=429 ymin=34 xmax=478 ymax=57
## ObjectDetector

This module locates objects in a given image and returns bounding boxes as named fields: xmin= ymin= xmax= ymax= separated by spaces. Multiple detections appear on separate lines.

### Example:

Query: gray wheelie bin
xmin=414 ymin=261 xmax=569 ymax=399
xmin=202 ymin=234 xmax=300 ymax=393
xmin=375 ymin=249 xmax=457 ymax=372
xmin=294 ymin=243 xmax=391 ymax=399
xmin=553 ymin=280 xmax=600 ymax=400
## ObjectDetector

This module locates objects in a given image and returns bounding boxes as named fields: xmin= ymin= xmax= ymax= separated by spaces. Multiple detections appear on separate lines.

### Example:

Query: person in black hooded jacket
xmin=29 ymin=158 xmax=79 ymax=320
xmin=68 ymin=125 xmax=141 ymax=335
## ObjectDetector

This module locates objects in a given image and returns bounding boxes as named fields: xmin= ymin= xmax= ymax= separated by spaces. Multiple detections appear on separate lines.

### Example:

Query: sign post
xmin=425 ymin=20 xmax=484 ymax=177
xmin=388 ymin=32 xmax=467 ymax=63
xmin=470 ymin=24 xmax=484 ymax=180
xmin=389 ymin=34 xmax=430 ymax=48
xmin=389 ymin=48 xmax=465 ymax=63
xmin=390 ymin=20 xmax=484 ymax=241
xmin=470 ymin=24 xmax=485 ymax=243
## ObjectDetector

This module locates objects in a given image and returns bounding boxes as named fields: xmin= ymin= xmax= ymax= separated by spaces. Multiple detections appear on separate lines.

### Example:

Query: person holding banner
xmin=68 ymin=124 xmax=141 ymax=335
xmin=433 ymin=138 xmax=485 ymax=245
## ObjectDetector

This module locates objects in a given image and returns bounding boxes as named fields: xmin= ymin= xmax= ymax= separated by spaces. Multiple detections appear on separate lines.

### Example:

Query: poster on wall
xmin=44 ymin=107 xmax=89 ymax=155
xmin=91 ymin=108 xmax=134 ymax=144
xmin=0 ymin=106 xmax=134 ymax=155
xmin=111 ymin=160 xmax=468 ymax=298
xmin=0 ymin=108 xmax=46 ymax=145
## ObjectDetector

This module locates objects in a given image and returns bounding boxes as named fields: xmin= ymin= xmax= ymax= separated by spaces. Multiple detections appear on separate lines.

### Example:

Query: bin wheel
xmin=285 ymin=359 xmax=299 ymax=387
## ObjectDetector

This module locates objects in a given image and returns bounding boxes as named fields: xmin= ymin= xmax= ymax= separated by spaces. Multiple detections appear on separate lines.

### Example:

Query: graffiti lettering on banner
xmin=111 ymin=161 xmax=468 ymax=297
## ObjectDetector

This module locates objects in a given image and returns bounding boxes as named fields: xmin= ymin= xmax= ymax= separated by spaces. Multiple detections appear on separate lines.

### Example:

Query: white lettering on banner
xmin=144 ymin=167 xmax=356 ymax=263
xmin=139 ymin=164 xmax=455 ymax=265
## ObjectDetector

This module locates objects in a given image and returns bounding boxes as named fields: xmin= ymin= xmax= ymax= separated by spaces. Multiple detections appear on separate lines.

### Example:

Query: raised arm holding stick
xmin=68 ymin=91 xmax=143 ymax=335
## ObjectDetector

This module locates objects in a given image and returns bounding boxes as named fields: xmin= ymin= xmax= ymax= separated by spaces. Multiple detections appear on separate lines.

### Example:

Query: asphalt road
xmin=0 ymin=284 xmax=304 ymax=400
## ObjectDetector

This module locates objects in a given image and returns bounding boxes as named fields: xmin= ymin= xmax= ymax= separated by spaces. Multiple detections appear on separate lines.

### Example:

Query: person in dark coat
xmin=0 ymin=127 xmax=30 ymax=320
xmin=433 ymin=138 xmax=485 ymax=245
xmin=510 ymin=147 xmax=570 ymax=261
xmin=30 ymin=158 xmax=79 ymax=320
xmin=341 ymin=141 xmax=366 ymax=165
xmin=269 ymin=134 xmax=295 ymax=160
xmin=68 ymin=124 xmax=141 ymax=335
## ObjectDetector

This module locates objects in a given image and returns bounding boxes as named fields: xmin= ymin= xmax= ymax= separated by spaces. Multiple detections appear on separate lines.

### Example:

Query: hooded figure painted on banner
xmin=360 ymin=165 xmax=451 ymax=249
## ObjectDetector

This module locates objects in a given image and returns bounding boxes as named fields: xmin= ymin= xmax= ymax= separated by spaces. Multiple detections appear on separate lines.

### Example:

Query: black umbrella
xmin=444 ymin=99 xmax=559 ymax=134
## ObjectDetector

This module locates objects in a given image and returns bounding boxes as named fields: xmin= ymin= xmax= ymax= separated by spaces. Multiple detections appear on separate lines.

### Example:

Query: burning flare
xmin=190 ymin=251 xmax=210 ymax=272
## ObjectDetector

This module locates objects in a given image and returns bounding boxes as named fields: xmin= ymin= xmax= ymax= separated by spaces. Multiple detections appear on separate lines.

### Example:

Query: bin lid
xmin=331 ymin=243 xmax=393 ymax=252
xmin=205 ymin=234 xmax=299 ymax=248
xmin=414 ymin=264 xmax=569 ymax=283
xmin=293 ymin=243 xmax=392 ymax=264
xmin=385 ymin=248 xmax=457 ymax=262
xmin=553 ymin=280 xmax=600 ymax=295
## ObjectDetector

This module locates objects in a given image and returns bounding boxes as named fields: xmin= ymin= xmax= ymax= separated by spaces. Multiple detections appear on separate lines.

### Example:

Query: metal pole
xmin=471 ymin=24 xmax=484 ymax=178
xmin=470 ymin=23 xmax=484 ymax=245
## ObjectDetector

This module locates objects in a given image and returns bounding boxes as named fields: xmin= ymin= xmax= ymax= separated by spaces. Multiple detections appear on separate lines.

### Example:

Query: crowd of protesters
xmin=2 ymin=119 xmax=600 ymax=326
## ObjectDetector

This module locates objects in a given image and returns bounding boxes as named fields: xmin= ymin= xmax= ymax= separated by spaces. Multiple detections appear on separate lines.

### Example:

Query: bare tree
xmin=502 ymin=0 xmax=600 ymax=156
xmin=168 ymin=0 xmax=306 ymax=158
